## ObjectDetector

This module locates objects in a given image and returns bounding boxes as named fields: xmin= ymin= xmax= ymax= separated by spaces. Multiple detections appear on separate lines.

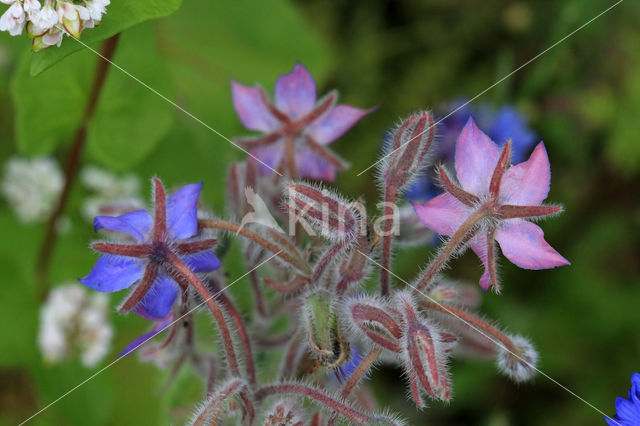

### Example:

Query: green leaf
xmin=10 ymin=49 xmax=93 ymax=155
xmin=30 ymin=0 xmax=183 ymax=76
xmin=86 ymin=24 xmax=174 ymax=170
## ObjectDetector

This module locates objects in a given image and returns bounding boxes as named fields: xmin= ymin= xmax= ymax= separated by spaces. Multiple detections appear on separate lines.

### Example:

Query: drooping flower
xmin=412 ymin=118 xmax=569 ymax=291
xmin=232 ymin=63 xmax=374 ymax=181
xmin=606 ymin=373 xmax=640 ymax=426
xmin=406 ymin=101 xmax=536 ymax=201
xmin=38 ymin=283 xmax=113 ymax=367
xmin=80 ymin=165 xmax=143 ymax=222
xmin=1 ymin=156 xmax=64 ymax=223
xmin=0 ymin=1 xmax=26 ymax=36
xmin=79 ymin=178 xmax=221 ymax=324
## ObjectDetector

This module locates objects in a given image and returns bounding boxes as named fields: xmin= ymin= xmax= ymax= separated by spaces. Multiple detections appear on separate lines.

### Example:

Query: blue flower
xmin=406 ymin=101 xmax=537 ymax=202
xmin=606 ymin=373 xmax=640 ymax=426
xmin=80 ymin=178 xmax=220 ymax=323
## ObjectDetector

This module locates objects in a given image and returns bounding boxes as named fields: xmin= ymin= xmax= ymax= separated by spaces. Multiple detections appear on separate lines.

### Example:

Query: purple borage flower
xmin=79 ymin=178 xmax=220 ymax=351
xmin=412 ymin=118 xmax=569 ymax=291
xmin=232 ymin=63 xmax=375 ymax=181
xmin=607 ymin=373 xmax=640 ymax=426
xmin=406 ymin=102 xmax=536 ymax=202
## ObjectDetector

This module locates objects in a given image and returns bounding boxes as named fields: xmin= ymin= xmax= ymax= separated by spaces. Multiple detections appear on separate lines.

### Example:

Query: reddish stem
xmin=35 ymin=34 xmax=121 ymax=300
xmin=380 ymin=188 xmax=397 ymax=296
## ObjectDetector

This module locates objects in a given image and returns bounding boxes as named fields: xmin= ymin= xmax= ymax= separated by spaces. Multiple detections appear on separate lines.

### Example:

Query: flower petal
xmin=79 ymin=255 xmax=144 ymax=293
xmin=231 ymin=81 xmax=280 ymax=132
xmin=468 ymin=234 xmax=492 ymax=291
xmin=306 ymin=105 xmax=373 ymax=145
xmin=118 ymin=315 xmax=173 ymax=357
xmin=454 ymin=117 xmax=501 ymax=195
xmin=133 ymin=274 xmax=179 ymax=320
xmin=94 ymin=210 xmax=152 ymax=242
xmin=274 ymin=63 xmax=316 ymax=120
xmin=296 ymin=148 xmax=336 ymax=181
xmin=250 ymin=143 xmax=284 ymax=176
xmin=183 ymin=251 xmax=221 ymax=273
xmin=495 ymin=219 xmax=569 ymax=270
xmin=488 ymin=107 xmax=537 ymax=164
xmin=167 ymin=182 xmax=203 ymax=240
xmin=500 ymin=142 xmax=550 ymax=206
xmin=411 ymin=193 xmax=468 ymax=235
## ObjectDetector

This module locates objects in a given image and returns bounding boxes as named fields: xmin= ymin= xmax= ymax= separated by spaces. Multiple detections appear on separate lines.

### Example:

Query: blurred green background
xmin=1 ymin=0 xmax=639 ymax=425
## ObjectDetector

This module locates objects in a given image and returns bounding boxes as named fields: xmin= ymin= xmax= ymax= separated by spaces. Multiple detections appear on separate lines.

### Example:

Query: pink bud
xmin=342 ymin=296 xmax=403 ymax=353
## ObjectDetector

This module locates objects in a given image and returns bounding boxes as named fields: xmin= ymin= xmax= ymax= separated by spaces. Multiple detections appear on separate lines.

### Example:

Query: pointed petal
xmin=79 ymin=255 xmax=144 ymax=293
xmin=501 ymin=142 xmax=551 ymax=205
xmin=274 ymin=63 xmax=317 ymax=119
xmin=119 ymin=315 xmax=173 ymax=357
xmin=250 ymin=143 xmax=284 ymax=176
xmin=306 ymin=105 xmax=373 ymax=145
xmin=295 ymin=148 xmax=336 ymax=181
xmin=167 ymin=183 xmax=203 ymax=240
xmin=132 ymin=274 xmax=179 ymax=320
xmin=411 ymin=193 xmax=468 ymax=235
xmin=231 ymin=81 xmax=280 ymax=132
xmin=468 ymin=234 xmax=492 ymax=291
xmin=454 ymin=118 xmax=501 ymax=194
xmin=183 ymin=251 xmax=221 ymax=273
xmin=94 ymin=210 xmax=152 ymax=242
xmin=495 ymin=219 xmax=569 ymax=270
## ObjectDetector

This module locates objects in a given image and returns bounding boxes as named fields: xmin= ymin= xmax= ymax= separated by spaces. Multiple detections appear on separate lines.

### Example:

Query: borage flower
xmin=79 ymin=178 xmax=220 ymax=326
xmin=413 ymin=118 xmax=569 ymax=291
xmin=606 ymin=373 xmax=640 ymax=426
xmin=232 ymin=63 xmax=374 ymax=181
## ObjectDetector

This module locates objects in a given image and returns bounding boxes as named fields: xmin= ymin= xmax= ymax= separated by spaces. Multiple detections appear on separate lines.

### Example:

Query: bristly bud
xmin=302 ymin=290 xmax=351 ymax=370
xmin=378 ymin=111 xmax=437 ymax=194
xmin=342 ymin=296 xmax=403 ymax=353
xmin=264 ymin=400 xmax=304 ymax=426
xmin=286 ymin=183 xmax=362 ymax=242
xmin=496 ymin=334 xmax=538 ymax=383
xmin=395 ymin=291 xmax=451 ymax=405
xmin=427 ymin=279 xmax=481 ymax=310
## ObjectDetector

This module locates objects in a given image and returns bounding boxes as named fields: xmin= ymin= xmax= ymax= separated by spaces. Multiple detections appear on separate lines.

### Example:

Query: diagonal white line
xmin=358 ymin=250 xmax=620 ymax=425
xmin=67 ymin=35 xmax=283 ymax=176
xmin=19 ymin=251 xmax=282 ymax=426
xmin=357 ymin=0 xmax=624 ymax=176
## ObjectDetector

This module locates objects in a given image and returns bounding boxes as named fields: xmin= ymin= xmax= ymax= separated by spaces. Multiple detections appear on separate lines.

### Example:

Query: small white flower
xmin=29 ymin=0 xmax=57 ymax=30
xmin=1 ymin=156 xmax=64 ymax=223
xmin=38 ymin=283 xmax=113 ymax=367
xmin=0 ymin=2 xmax=26 ymax=36
xmin=22 ymin=0 xmax=40 ymax=13
xmin=85 ymin=0 xmax=108 ymax=22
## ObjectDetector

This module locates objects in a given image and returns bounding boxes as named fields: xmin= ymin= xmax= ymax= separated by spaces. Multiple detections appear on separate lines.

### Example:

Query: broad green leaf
xmin=10 ymin=49 xmax=93 ymax=155
xmin=86 ymin=24 xmax=174 ymax=170
xmin=29 ymin=0 xmax=183 ymax=76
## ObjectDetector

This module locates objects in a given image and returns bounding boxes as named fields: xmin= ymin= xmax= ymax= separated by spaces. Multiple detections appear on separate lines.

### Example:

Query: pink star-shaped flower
xmin=232 ymin=63 xmax=374 ymax=181
xmin=412 ymin=118 xmax=569 ymax=291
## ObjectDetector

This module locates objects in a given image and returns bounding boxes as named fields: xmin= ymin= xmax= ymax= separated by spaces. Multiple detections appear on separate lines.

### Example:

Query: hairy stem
xmin=420 ymin=300 xmax=514 ymax=350
xmin=415 ymin=208 xmax=487 ymax=291
xmin=35 ymin=34 xmax=121 ymax=300
xmin=199 ymin=218 xmax=310 ymax=274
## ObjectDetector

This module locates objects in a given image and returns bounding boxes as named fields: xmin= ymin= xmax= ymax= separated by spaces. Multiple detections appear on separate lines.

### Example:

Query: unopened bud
xmin=428 ymin=280 xmax=480 ymax=309
xmin=496 ymin=334 xmax=538 ymax=383
xmin=286 ymin=183 xmax=361 ymax=242
xmin=342 ymin=296 xmax=403 ymax=353
xmin=264 ymin=400 xmax=304 ymax=426
xmin=302 ymin=290 xmax=349 ymax=368
xmin=379 ymin=111 xmax=437 ymax=194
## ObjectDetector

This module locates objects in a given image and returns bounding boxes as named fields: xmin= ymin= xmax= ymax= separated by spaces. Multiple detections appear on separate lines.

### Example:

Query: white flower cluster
xmin=80 ymin=165 xmax=143 ymax=222
xmin=0 ymin=0 xmax=110 ymax=51
xmin=38 ymin=283 xmax=113 ymax=367
xmin=1 ymin=156 xmax=64 ymax=223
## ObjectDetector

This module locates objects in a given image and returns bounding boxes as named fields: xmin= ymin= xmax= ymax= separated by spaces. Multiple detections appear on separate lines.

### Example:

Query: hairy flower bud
xmin=496 ymin=334 xmax=538 ymax=383
xmin=395 ymin=291 xmax=451 ymax=405
xmin=427 ymin=279 xmax=480 ymax=309
xmin=286 ymin=183 xmax=362 ymax=242
xmin=342 ymin=296 xmax=403 ymax=353
xmin=378 ymin=111 xmax=437 ymax=194
xmin=264 ymin=400 xmax=304 ymax=426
